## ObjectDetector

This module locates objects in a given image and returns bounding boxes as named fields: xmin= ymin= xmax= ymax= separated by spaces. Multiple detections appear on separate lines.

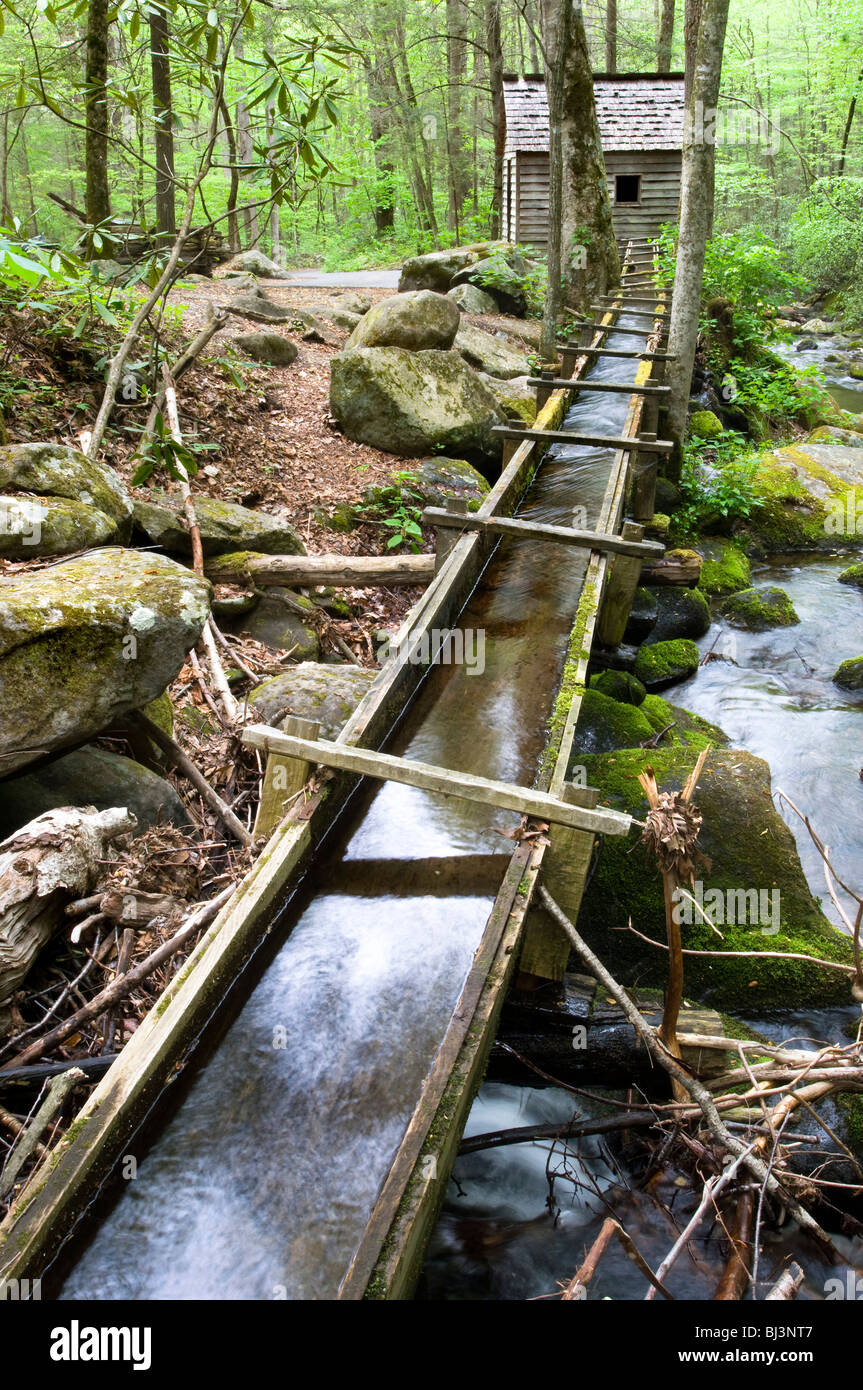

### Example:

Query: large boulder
xmin=475 ymin=372 xmax=537 ymax=424
xmin=0 ymin=549 xmax=210 ymax=775
xmin=0 ymin=494 xmax=118 ymax=558
xmin=226 ymin=288 xmax=297 ymax=324
xmin=745 ymin=442 xmax=863 ymax=551
xmin=132 ymin=493 xmax=305 ymax=557
xmin=575 ymin=747 xmax=854 ymax=1009
xmin=446 ymin=283 xmax=499 ymax=315
xmin=398 ymin=242 xmax=504 ymax=293
xmin=833 ymin=656 xmax=863 ymax=691
xmin=643 ymin=585 xmax=711 ymax=644
xmin=450 ymin=251 xmax=528 ymax=316
xmin=345 ymin=290 xmax=460 ymax=352
xmin=0 ymin=443 xmax=132 ymax=538
xmin=329 ymin=347 xmax=503 ymax=461
xmin=633 ymin=638 xmax=700 ymax=692
xmin=231 ymin=331 xmax=298 ymax=366
xmin=454 ymin=323 xmax=530 ymax=379
xmin=363 ymin=456 xmax=489 ymax=511
xmin=0 ymin=745 xmax=188 ymax=839
xmin=222 ymin=249 xmax=291 ymax=279
xmin=249 ymin=661 xmax=377 ymax=738
xmin=231 ymin=589 xmax=319 ymax=659
xmin=721 ymin=585 xmax=799 ymax=630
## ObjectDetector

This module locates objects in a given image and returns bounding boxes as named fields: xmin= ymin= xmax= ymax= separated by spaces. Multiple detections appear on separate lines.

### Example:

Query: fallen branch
xmin=204 ymin=550 xmax=437 ymax=589
xmin=646 ymin=1144 xmax=756 ymax=1300
xmin=0 ymin=1067 xmax=84 ymax=1200
xmin=137 ymin=306 xmax=228 ymax=456
xmin=130 ymin=711 xmax=252 ymax=847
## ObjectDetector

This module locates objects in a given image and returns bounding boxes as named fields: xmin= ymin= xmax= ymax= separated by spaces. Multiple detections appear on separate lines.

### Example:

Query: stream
xmin=57 ymin=317 xmax=653 ymax=1301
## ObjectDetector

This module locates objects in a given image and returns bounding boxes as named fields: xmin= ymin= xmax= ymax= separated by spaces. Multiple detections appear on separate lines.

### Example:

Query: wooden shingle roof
xmin=503 ymin=73 xmax=685 ymax=155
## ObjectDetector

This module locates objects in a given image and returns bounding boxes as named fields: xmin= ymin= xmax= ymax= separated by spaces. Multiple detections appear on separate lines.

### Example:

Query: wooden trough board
xmin=526 ymin=376 xmax=670 ymax=396
xmin=421 ymin=506 xmax=664 ymax=559
xmin=242 ymin=725 xmax=633 ymax=837
xmin=492 ymin=426 xmax=672 ymax=452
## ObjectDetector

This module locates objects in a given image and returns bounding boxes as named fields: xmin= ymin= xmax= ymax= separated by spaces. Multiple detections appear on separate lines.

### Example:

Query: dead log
xmin=97 ymin=888 xmax=185 ymax=927
xmin=204 ymin=551 xmax=436 ymax=589
xmin=640 ymin=549 xmax=702 ymax=586
xmin=0 ymin=808 xmax=135 ymax=1030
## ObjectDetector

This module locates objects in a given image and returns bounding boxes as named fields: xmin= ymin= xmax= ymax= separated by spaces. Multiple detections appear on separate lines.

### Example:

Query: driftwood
xmin=131 ymin=712 xmax=252 ymax=847
xmin=204 ymin=551 xmax=437 ymax=589
xmin=0 ymin=1067 xmax=84 ymax=1201
xmin=765 ymin=1262 xmax=804 ymax=1300
xmin=0 ymin=808 xmax=135 ymax=1029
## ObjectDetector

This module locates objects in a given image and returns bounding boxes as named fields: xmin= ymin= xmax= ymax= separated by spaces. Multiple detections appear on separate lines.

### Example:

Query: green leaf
xmin=129 ymin=10 xmax=139 ymax=39
xmin=131 ymin=458 xmax=155 ymax=486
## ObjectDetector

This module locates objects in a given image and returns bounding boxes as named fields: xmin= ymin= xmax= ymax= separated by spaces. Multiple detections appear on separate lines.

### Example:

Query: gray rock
xmin=249 ymin=660 xmax=377 ymax=738
xmin=345 ymin=290 xmax=460 ymax=352
xmin=446 ymin=283 xmax=499 ymax=315
xmin=0 ymin=745 xmax=189 ymax=839
xmin=364 ymin=457 xmax=489 ymax=510
xmin=800 ymin=318 xmax=833 ymax=334
xmin=398 ymin=244 xmax=498 ymax=293
xmin=450 ymin=252 xmax=528 ymax=316
xmin=232 ymin=331 xmax=298 ymax=366
xmin=226 ymin=290 xmax=296 ymax=323
xmin=454 ymin=322 xmax=530 ymax=379
xmin=0 ymin=443 xmax=132 ymax=537
xmin=643 ymin=586 xmax=711 ymax=645
xmin=795 ymin=336 xmax=818 ymax=351
xmin=233 ymin=589 xmax=319 ymax=659
xmin=475 ymin=372 xmax=537 ymax=423
xmin=0 ymin=494 xmax=118 ymax=558
xmin=330 ymin=347 xmax=503 ymax=460
xmin=334 ymin=291 xmax=372 ymax=315
xmin=0 ymin=549 xmax=210 ymax=775
xmin=132 ymin=493 xmax=305 ymax=557
xmin=222 ymin=250 xmax=291 ymax=279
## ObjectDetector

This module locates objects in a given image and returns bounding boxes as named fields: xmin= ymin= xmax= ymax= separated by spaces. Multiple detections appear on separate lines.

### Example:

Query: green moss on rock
xmin=833 ymin=656 xmax=863 ymax=690
xmin=633 ymin=638 xmax=700 ymax=692
xmin=688 ymin=409 xmax=724 ymax=439
xmin=577 ymin=747 xmax=854 ymax=1009
xmin=589 ymin=669 xmax=646 ymax=705
xmin=721 ymin=585 xmax=799 ymax=630
xmin=696 ymin=537 xmax=752 ymax=596
xmin=838 ymin=562 xmax=863 ymax=587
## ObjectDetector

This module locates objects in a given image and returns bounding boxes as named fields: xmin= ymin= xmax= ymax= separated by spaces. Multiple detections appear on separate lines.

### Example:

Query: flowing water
xmin=774 ymin=333 xmax=863 ymax=416
xmin=59 ymin=318 xmax=652 ymax=1301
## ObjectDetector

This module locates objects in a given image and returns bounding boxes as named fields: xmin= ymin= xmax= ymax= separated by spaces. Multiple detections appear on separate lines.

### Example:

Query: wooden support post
xmin=596 ymin=520 xmax=646 ymax=648
xmin=252 ymin=715 xmax=320 ymax=839
xmin=433 ymin=497 xmax=467 ymax=574
xmin=536 ymin=369 xmax=555 ymax=413
xmin=501 ymin=422 xmax=527 ymax=468
xmin=559 ymin=340 xmax=580 ymax=379
xmin=578 ymin=316 xmax=596 ymax=348
xmin=631 ymin=432 xmax=659 ymax=524
xmin=517 ymin=784 xmax=600 ymax=985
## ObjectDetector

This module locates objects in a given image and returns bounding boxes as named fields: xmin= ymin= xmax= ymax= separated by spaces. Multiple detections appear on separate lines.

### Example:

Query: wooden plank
xmin=525 ymin=376 xmax=669 ymax=395
xmin=566 ymin=316 xmax=663 ymax=339
xmin=204 ymin=552 xmax=436 ymax=589
xmin=252 ymin=715 xmax=319 ymax=840
xmin=592 ymin=304 xmax=670 ymax=320
xmin=517 ymin=785 xmax=599 ymax=982
xmin=492 ymin=426 xmax=671 ymax=452
xmin=578 ymin=346 xmax=677 ymax=361
xmin=421 ymin=507 xmax=664 ymax=559
xmin=241 ymin=725 xmax=633 ymax=837
xmin=596 ymin=520 xmax=647 ymax=647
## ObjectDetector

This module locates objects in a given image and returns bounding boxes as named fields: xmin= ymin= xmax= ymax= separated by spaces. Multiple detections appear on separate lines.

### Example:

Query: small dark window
xmin=615 ymin=174 xmax=641 ymax=205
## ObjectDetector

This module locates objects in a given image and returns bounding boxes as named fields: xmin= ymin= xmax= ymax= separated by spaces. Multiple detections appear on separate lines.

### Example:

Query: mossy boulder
xmin=577 ymin=747 xmax=854 ymax=1009
xmin=231 ymin=331 xmax=298 ymax=366
xmin=0 ymin=494 xmax=118 ymax=557
xmin=589 ymin=669 xmax=646 ymax=705
xmin=833 ymin=656 xmax=863 ymax=690
xmin=688 ymin=409 xmax=724 ymax=439
xmin=0 ymin=548 xmax=210 ymax=775
xmin=633 ymin=638 xmax=700 ymax=692
xmin=225 ymin=289 xmax=297 ymax=323
xmin=249 ymin=661 xmax=377 ymax=738
xmin=450 ymin=251 xmax=528 ymax=316
xmin=644 ymin=585 xmax=711 ymax=644
xmin=639 ymin=695 xmax=728 ymax=750
xmin=363 ymin=457 xmax=489 ymax=512
xmin=744 ymin=443 xmax=863 ymax=551
xmin=806 ymin=425 xmax=863 ymax=448
xmin=345 ymin=290 xmax=460 ymax=352
xmin=0 ymin=442 xmax=132 ymax=538
xmin=573 ymin=689 xmax=655 ymax=754
xmin=0 ymin=745 xmax=188 ymax=839
xmin=454 ymin=323 xmax=529 ymax=379
xmin=329 ymin=347 xmax=503 ymax=461
xmin=838 ymin=561 xmax=863 ymax=587
xmin=721 ymin=585 xmax=799 ymax=631
xmin=476 ymin=373 xmax=537 ymax=424
xmin=696 ymin=537 xmax=751 ymax=597
xmin=655 ymin=476 xmax=683 ymax=514
xmin=398 ymin=243 xmax=504 ymax=293
xmin=132 ymin=492 xmax=305 ymax=558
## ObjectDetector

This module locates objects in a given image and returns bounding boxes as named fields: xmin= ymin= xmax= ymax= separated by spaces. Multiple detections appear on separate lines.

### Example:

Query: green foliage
xmin=354 ymin=471 xmax=424 ymax=552
xmin=787 ymin=177 xmax=863 ymax=319
xmin=727 ymin=353 xmax=824 ymax=430
xmin=674 ymin=429 xmax=763 ymax=536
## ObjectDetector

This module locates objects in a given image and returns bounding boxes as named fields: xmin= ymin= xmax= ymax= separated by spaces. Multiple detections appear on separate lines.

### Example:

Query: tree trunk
xmin=445 ymin=0 xmax=470 ymax=237
xmin=218 ymin=93 xmax=240 ymax=252
xmin=234 ymin=30 xmax=259 ymax=248
xmin=838 ymin=70 xmax=863 ymax=176
xmin=605 ymin=0 xmax=618 ymax=73
xmin=539 ymin=0 xmax=570 ymax=359
xmin=149 ymin=2 xmax=176 ymax=242
xmin=364 ymin=53 xmax=396 ymax=233
xmin=666 ymin=0 xmax=731 ymax=481
xmin=85 ymin=0 xmax=111 ymax=244
xmin=683 ymin=0 xmax=703 ymax=109
xmin=559 ymin=7 xmax=620 ymax=313
xmin=486 ymin=0 xmax=505 ymax=238
xmin=0 ymin=111 xmax=12 ymax=224
xmin=657 ymin=0 xmax=675 ymax=71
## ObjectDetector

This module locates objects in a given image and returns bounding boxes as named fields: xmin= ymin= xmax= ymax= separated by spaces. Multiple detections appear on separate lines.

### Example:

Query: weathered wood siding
xmin=506 ymin=150 xmax=681 ymax=248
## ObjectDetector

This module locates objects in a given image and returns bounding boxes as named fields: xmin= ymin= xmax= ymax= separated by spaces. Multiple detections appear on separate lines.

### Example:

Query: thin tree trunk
xmin=446 ymin=0 xmax=470 ymax=237
xmin=539 ymin=0 xmax=570 ymax=360
xmin=657 ymin=0 xmax=675 ymax=71
xmin=85 ymin=0 xmax=111 ymax=245
xmin=0 ymin=111 xmax=12 ymax=224
xmin=666 ymin=0 xmax=731 ymax=481
xmin=486 ymin=0 xmax=505 ymax=238
xmin=605 ymin=0 xmax=618 ymax=72
xmin=838 ymin=70 xmax=863 ymax=176
xmin=234 ymin=31 xmax=259 ymax=247
xmin=218 ymin=93 xmax=240 ymax=251
xmin=683 ymin=0 xmax=703 ymax=110
xmin=149 ymin=1 xmax=176 ymax=241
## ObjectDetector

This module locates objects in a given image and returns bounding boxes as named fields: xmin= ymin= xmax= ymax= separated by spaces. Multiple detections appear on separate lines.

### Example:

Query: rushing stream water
xmin=59 ymin=318 xmax=652 ymax=1300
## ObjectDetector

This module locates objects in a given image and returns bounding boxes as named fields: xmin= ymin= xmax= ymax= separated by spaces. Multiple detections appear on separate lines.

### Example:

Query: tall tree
xmin=84 ymin=0 xmax=111 ymax=243
xmin=486 ymin=0 xmax=505 ymax=237
xmin=149 ymin=0 xmax=176 ymax=240
xmin=666 ymin=0 xmax=732 ymax=479
xmin=683 ymin=0 xmax=702 ymax=109
xmin=605 ymin=0 xmax=617 ymax=73
xmin=445 ymin=0 xmax=470 ymax=236
xmin=657 ymin=0 xmax=675 ymax=71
